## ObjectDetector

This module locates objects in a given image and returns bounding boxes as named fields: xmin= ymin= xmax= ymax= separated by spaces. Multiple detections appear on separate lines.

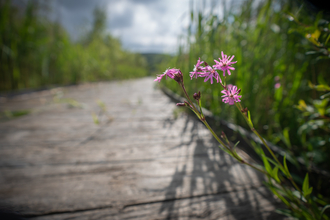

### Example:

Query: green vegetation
xmin=0 ymin=1 xmax=148 ymax=92
xmin=141 ymin=53 xmax=173 ymax=76
xmin=158 ymin=1 xmax=330 ymax=217
xmin=159 ymin=0 xmax=330 ymax=176
xmin=0 ymin=109 xmax=30 ymax=121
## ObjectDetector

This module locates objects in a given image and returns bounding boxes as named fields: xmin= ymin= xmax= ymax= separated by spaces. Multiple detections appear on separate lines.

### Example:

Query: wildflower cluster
xmin=154 ymin=51 xmax=330 ymax=220
xmin=221 ymin=85 xmax=241 ymax=105
xmin=155 ymin=51 xmax=241 ymax=105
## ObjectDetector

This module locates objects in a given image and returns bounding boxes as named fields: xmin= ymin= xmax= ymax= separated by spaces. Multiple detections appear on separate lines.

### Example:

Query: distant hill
xmin=140 ymin=53 xmax=173 ymax=76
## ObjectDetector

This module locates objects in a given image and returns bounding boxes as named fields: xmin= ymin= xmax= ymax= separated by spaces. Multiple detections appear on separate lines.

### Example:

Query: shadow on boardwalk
xmin=159 ymin=114 xmax=283 ymax=220
xmin=0 ymin=78 xmax=285 ymax=219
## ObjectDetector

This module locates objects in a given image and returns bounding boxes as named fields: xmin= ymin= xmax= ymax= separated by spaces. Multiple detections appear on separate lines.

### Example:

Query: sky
xmin=49 ymin=0 xmax=192 ymax=54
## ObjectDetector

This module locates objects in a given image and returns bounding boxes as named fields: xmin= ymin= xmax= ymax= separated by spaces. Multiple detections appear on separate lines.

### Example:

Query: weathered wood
xmin=0 ymin=78 xmax=286 ymax=219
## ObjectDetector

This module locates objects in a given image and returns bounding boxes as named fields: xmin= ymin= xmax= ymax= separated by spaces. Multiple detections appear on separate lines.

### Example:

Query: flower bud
xmin=241 ymin=107 xmax=248 ymax=113
xmin=176 ymin=101 xmax=190 ymax=107
xmin=193 ymin=91 xmax=201 ymax=101
xmin=221 ymin=131 xmax=226 ymax=139
xmin=173 ymin=70 xmax=183 ymax=83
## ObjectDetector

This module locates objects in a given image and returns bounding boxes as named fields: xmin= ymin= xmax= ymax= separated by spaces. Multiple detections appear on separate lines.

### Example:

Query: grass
xmin=0 ymin=1 xmax=148 ymax=92
xmin=0 ymin=110 xmax=30 ymax=121
xmin=158 ymin=0 xmax=330 ymax=173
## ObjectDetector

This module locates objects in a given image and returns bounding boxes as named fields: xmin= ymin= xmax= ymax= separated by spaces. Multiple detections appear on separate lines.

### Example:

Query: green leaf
xmin=302 ymin=173 xmax=313 ymax=198
xmin=233 ymin=141 xmax=240 ymax=149
xmin=247 ymin=111 xmax=254 ymax=127
xmin=313 ymin=99 xmax=329 ymax=116
xmin=306 ymin=29 xmax=321 ymax=46
xmin=272 ymin=166 xmax=280 ymax=183
xmin=263 ymin=182 xmax=291 ymax=207
xmin=318 ymin=75 xmax=330 ymax=88
xmin=283 ymin=155 xmax=290 ymax=176
xmin=231 ymin=141 xmax=242 ymax=160
xmin=198 ymin=97 xmax=202 ymax=108
xmin=315 ymin=84 xmax=330 ymax=92
xmin=265 ymin=157 xmax=279 ymax=168
xmin=282 ymin=127 xmax=292 ymax=149
xmin=262 ymin=155 xmax=272 ymax=174
xmin=218 ymin=145 xmax=234 ymax=157
xmin=307 ymin=187 xmax=313 ymax=196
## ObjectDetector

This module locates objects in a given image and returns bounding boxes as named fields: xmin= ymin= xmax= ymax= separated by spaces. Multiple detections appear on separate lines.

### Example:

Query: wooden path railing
xmin=0 ymin=77 xmax=285 ymax=219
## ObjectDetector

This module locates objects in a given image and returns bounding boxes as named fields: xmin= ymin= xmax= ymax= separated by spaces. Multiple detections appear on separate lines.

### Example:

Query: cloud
xmin=50 ymin=0 xmax=190 ymax=54
xmin=128 ymin=0 xmax=161 ymax=4
xmin=107 ymin=1 xmax=134 ymax=29
xmin=57 ymin=0 xmax=105 ymax=11
xmin=107 ymin=0 xmax=190 ymax=53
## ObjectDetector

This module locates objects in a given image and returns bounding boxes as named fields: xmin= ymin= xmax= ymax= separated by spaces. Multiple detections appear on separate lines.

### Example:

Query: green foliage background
xmin=159 ymin=0 xmax=330 ymax=171
xmin=0 ymin=1 xmax=148 ymax=91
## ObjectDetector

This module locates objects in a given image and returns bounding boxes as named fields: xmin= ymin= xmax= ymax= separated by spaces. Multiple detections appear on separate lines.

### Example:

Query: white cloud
xmin=106 ymin=0 xmax=190 ymax=54
xmin=50 ymin=0 xmax=191 ymax=54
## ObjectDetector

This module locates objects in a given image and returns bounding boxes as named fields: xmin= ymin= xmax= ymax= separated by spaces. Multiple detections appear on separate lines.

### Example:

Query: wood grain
xmin=0 ymin=78 xmax=286 ymax=219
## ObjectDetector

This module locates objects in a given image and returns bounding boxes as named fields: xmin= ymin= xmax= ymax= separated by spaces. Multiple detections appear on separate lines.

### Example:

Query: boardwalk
xmin=0 ymin=77 xmax=284 ymax=220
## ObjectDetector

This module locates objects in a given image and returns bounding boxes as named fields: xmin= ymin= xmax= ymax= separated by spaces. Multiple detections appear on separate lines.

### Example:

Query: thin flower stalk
xmin=155 ymin=51 xmax=329 ymax=219
xmin=234 ymin=102 xmax=302 ymax=194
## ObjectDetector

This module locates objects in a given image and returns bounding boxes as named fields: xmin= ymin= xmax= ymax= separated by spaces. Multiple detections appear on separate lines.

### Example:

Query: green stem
xmin=202 ymin=117 xmax=269 ymax=176
xmin=180 ymin=82 xmax=201 ymax=118
xmin=235 ymin=103 xmax=302 ymax=193
xmin=203 ymin=120 xmax=230 ymax=151
xmin=179 ymin=82 xmax=269 ymax=176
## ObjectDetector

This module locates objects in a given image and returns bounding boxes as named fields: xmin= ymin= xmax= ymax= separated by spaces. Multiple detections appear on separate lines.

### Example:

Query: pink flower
xmin=213 ymin=51 xmax=237 ymax=76
xmin=274 ymin=83 xmax=281 ymax=89
xmin=189 ymin=58 xmax=204 ymax=79
xmin=221 ymin=85 xmax=242 ymax=105
xmin=154 ymin=68 xmax=182 ymax=83
xmin=199 ymin=65 xmax=222 ymax=84
xmin=189 ymin=59 xmax=221 ymax=84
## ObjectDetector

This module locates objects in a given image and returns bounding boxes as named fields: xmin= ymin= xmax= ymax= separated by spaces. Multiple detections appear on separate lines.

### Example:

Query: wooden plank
xmin=28 ymin=187 xmax=282 ymax=220
xmin=0 ymin=78 xmax=286 ymax=219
